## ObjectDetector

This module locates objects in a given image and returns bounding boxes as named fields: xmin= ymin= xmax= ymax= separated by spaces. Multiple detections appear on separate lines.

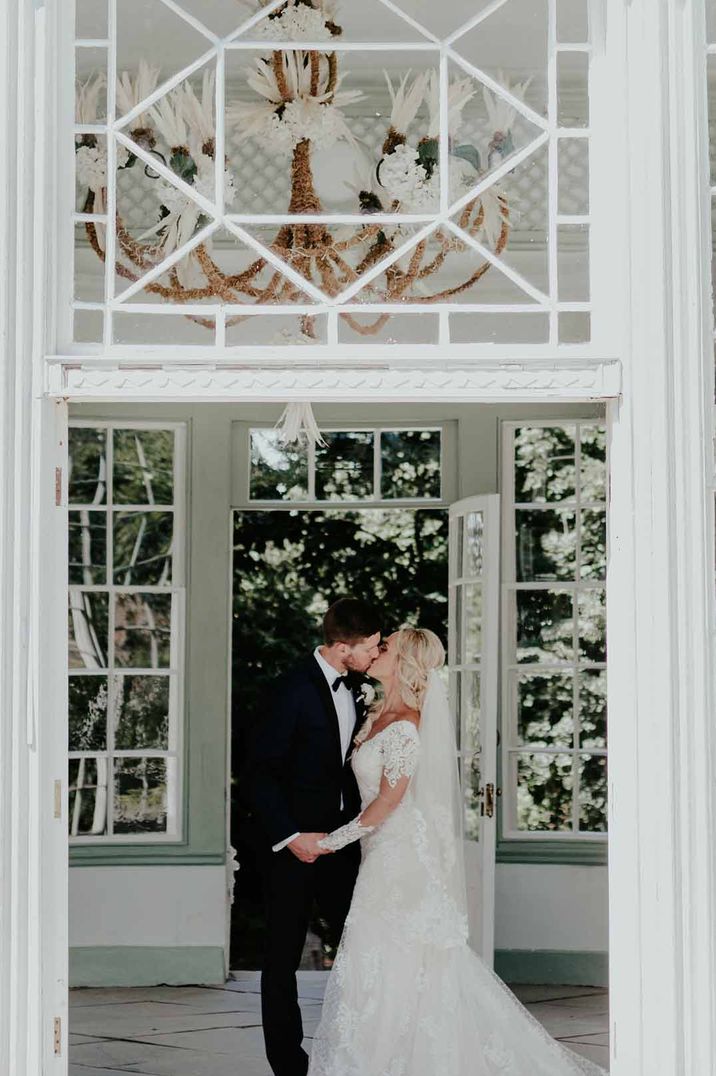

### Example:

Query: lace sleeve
xmin=380 ymin=720 xmax=420 ymax=788
xmin=317 ymin=817 xmax=374 ymax=852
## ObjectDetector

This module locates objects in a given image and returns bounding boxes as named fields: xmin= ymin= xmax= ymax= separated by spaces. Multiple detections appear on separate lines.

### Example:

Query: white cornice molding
xmin=51 ymin=359 xmax=622 ymax=401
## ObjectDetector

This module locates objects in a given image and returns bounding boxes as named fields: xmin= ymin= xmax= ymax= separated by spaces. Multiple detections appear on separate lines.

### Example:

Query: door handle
xmin=483 ymin=783 xmax=502 ymax=818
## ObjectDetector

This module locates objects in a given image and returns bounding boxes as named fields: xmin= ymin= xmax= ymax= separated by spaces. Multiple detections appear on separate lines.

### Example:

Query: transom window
xmin=69 ymin=0 xmax=593 ymax=353
xmin=249 ymin=426 xmax=442 ymax=502
xmin=501 ymin=420 xmax=607 ymax=839
xmin=67 ymin=421 xmax=186 ymax=842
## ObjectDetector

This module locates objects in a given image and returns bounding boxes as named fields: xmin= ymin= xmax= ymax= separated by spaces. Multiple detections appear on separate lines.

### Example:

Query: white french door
xmin=448 ymin=495 xmax=501 ymax=963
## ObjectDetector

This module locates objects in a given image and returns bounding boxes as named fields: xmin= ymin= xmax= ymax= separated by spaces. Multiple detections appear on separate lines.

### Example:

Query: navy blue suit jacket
xmin=246 ymin=656 xmax=367 ymax=848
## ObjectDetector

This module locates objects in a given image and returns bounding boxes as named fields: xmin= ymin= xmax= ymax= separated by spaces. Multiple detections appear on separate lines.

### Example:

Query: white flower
xmin=282 ymin=97 xmax=355 ymax=150
xmin=378 ymin=143 xmax=439 ymax=212
xmin=150 ymin=90 xmax=188 ymax=150
xmin=359 ymin=682 xmax=376 ymax=706
xmin=384 ymin=69 xmax=428 ymax=138
xmin=474 ymin=184 xmax=508 ymax=247
xmin=181 ymin=70 xmax=216 ymax=148
xmin=256 ymin=4 xmax=333 ymax=41
xmin=482 ymin=73 xmax=532 ymax=137
xmin=76 ymin=141 xmax=130 ymax=194
xmin=425 ymin=70 xmax=476 ymax=140
xmin=75 ymin=73 xmax=106 ymax=124
xmin=116 ymin=60 xmax=160 ymax=123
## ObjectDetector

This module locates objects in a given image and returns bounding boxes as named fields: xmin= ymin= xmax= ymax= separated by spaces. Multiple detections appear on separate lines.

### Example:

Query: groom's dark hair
xmin=323 ymin=596 xmax=381 ymax=646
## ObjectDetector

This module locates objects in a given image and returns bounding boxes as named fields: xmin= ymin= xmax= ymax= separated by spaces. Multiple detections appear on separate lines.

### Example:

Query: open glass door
xmin=448 ymin=495 xmax=500 ymax=963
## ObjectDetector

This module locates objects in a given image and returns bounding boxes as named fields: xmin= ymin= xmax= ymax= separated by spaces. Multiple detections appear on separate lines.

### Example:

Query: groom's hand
xmin=288 ymin=833 xmax=327 ymax=863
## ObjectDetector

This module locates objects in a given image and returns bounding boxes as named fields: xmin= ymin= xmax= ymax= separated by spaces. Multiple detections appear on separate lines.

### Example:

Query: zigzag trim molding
xmin=52 ymin=360 xmax=622 ymax=401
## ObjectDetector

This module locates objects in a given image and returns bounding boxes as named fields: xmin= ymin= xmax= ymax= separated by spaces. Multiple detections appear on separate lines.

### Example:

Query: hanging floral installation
xmin=75 ymin=0 xmax=530 ymax=339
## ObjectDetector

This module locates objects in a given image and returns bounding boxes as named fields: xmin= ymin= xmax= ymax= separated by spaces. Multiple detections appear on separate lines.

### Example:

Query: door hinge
xmin=54 ymin=779 xmax=62 ymax=819
xmin=55 ymin=467 xmax=62 ymax=506
xmin=53 ymin=1016 xmax=62 ymax=1056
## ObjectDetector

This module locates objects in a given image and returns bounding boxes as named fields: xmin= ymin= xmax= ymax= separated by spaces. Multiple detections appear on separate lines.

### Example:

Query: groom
xmin=247 ymin=596 xmax=382 ymax=1076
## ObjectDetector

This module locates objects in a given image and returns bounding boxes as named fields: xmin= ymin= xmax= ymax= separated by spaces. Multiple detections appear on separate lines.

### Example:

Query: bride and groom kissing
xmin=246 ymin=596 xmax=605 ymax=1076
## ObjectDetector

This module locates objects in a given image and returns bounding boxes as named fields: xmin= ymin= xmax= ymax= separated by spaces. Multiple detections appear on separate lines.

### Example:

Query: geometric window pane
xmin=380 ymin=430 xmax=441 ymax=500
xmin=515 ymin=508 xmax=577 ymax=581
xmin=250 ymin=430 xmax=309 ymax=502
xmin=463 ymin=583 xmax=482 ymax=663
xmin=579 ymin=669 xmax=607 ymax=749
xmin=580 ymin=508 xmax=607 ymax=580
xmin=514 ymin=426 xmax=577 ymax=503
xmin=69 ymin=510 xmax=107 ymax=585
xmin=558 ymin=138 xmax=589 ymax=215
xmin=113 ymin=757 xmax=168 ymax=834
xmin=113 ymin=675 xmax=170 ymax=749
xmin=68 ymin=427 xmax=107 ymax=506
xmin=579 ymin=425 xmax=607 ymax=501
xmin=463 ymin=752 xmax=481 ymax=842
xmin=578 ymin=754 xmax=607 ymax=832
xmin=114 ymin=593 xmax=172 ymax=668
xmin=463 ymin=670 xmax=481 ymax=754
xmin=113 ymin=511 xmax=173 ymax=585
xmin=68 ymin=757 xmax=109 ymax=837
xmin=516 ymin=672 xmax=574 ymax=748
xmin=113 ymin=429 xmax=174 ymax=505
xmin=69 ymin=676 xmax=109 ymax=751
xmin=315 ymin=432 xmax=374 ymax=501
xmin=464 ymin=511 xmax=484 ymax=578
xmin=68 ymin=590 xmax=109 ymax=669
xmin=515 ymin=751 xmax=574 ymax=831
xmin=515 ymin=589 xmax=574 ymax=663
xmin=577 ymin=588 xmax=606 ymax=664
xmin=557 ymin=52 xmax=589 ymax=128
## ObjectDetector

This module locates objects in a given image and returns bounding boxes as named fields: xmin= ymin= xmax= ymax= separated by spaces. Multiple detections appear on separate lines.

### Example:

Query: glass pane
xmin=113 ymin=757 xmax=168 ymax=834
xmin=516 ymin=508 xmax=577 ymax=581
xmin=380 ymin=430 xmax=441 ymax=500
xmin=578 ymin=754 xmax=607 ymax=832
xmin=315 ymin=432 xmax=374 ymax=501
xmin=464 ymin=511 xmax=484 ymax=578
xmin=463 ymin=752 xmax=481 ymax=842
xmin=578 ymin=588 xmax=606 ymax=663
xmin=515 ymin=589 xmax=574 ymax=663
xmin=76 ymin=0 xmax=108 ymax=38
xmin=558 ymin=311 xmax=591 ymax=344
xmin=113 ymin=675 xmax=170 ymax=749
xmin=250 ymin=430 xmax=309 ymax=501
xmin=516 ymin=672 xmax=574 ymax=747
xmin=463 ymin=670 xmax=481 ymax=754
xmin=463 ymin=583 xmax=482 ymax=662
xmin=114 ymin=592 xmax=172 ymax=668
xmin=579 ymin=668 xmax=607 ymax=749
xmin=69 ymin=510 xmax=107 ymax=585
xmin=558 ymin=137 xmax=589 ymax=215
xmin=558 ymin=224 xmax=590 ymax=302
xmin=113 ymin=429 xmax=174 ymax=505
xmin=69 ymin=427 xmax=107 ymax=505
xmin=514 ymin=426 xmax=576 ymax=503
xmin=68 ymin=757 xmax=109 ymax=837
xmin=68 ymin=590 xmax=109 ymax=669
xmin=113 ymin=511 xmax=173 ymax=585
xmin=557 ymin=52 xmax=589 ymax=128
xmin=69 ymin=676 xmax=108 ymax=751
xmin=580 ymin=508 xmax=607 ymax=580
xmin=557 ymin=0 xmax=588 ymax=42
xmin=579 ymin=425 xmax=607 ymax=501
xmin=453 ymin=585 xmax=463 ymax=666
xmin=515 ymin=752 xmax=574 ymax=831
xmin=451 ymin=669 xmax=462 ymax=750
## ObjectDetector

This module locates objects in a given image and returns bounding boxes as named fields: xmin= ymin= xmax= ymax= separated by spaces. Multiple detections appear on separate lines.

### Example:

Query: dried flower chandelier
xmin=75 ymin=0 xmax=532 ymax=340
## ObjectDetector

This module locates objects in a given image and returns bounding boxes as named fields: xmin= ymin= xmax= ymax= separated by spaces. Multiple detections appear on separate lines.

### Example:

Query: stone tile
xmin=70 ymin=1034 xmax=270 ymax=1076
xmin=560 ymin=1031 xmax=610 ymax=1047
xmin=529 ymin=1007 xmax=609 ymax=1039
xmin=563 ymin=1040 xmax=610 ymax=1068
xmin=510 ymin=983 xmax=607 ymax=1004
xmin=71 ymin=1005 xmax=263 ymax=1039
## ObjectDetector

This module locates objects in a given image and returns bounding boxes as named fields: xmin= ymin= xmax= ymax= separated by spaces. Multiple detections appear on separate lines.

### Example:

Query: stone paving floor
xmin=69 ymin=971 xmax=609 ymax=1075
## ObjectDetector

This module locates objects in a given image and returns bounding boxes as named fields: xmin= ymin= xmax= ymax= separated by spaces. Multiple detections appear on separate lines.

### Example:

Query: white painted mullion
xmin=333 ymin=220 xmax=439 ymax=305
xmin=114 ymin=131 xmax=217 ymax=216
xmin=224 ymin=213 xmax=436 ymax=224
xmin=224 ymin=40 xmax=439 ymax=52
xmin=224 ymin=220 xmax=330 ymax=303
xmin=106 ymin=425 xmax=115 ymax=837
xmin=114 ymin=48 xmax=217 ymax=130
xmin=444 ymin=220 xmax=550 ymax=304
xmin=223 ymin=0 xmax=286 ymax=45
xmin=326 ymin=309 xmax=338 ymax=346
xmin=445 ymin=130 xmax=549 ymax=220
xmin=214 ymin=42 xmax=225 ymax=220
xmin=102 ymin=0 xmax=117 ymax=349
xmin=439 ymin=49 xmax=449 ymax=218
xmin=157 ymin=0 xmax=218 ymax=44
xmin=375 ymin=0 xmax=439 ymax=43
xmin=547 ymin=0 xmax=559 ymax=346
xmin=446 ymin=47 xmax=549 ymax=132
xmin=74 ymin=38 xmax=110 ymax=48
xmin=446 ymin=0 xmax=511 ymax=46
xmin=111 ymin=218 xmax=219 ymax=305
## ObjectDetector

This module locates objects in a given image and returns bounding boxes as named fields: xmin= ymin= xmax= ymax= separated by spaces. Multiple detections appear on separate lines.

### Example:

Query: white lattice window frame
xmin=67 ymin=418 xmax=187 ymax=845
xmin=58 ymin=0 xmax=614 ymax=363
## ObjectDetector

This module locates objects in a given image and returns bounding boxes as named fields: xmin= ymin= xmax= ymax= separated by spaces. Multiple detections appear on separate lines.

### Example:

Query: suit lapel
xmin=308 ymin=657 xmax=343 ymax=766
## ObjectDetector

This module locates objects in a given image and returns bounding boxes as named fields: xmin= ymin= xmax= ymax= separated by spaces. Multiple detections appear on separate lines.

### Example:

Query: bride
xmin=309 ymin=627 xmax=607 ymax=1076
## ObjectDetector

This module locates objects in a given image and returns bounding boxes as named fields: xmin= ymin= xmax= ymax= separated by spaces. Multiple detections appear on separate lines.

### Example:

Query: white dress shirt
xmin=272 ymin=648 xmax=357 ymax=853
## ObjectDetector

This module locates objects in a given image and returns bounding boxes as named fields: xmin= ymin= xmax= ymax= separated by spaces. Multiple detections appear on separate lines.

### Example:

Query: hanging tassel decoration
xmin=275 ymin=402 xmax=326 ymax=448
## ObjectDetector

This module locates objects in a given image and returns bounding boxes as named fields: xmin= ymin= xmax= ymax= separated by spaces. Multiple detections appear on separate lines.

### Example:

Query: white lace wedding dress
xmin=308 ymin=685 xmax=607 ymax=1076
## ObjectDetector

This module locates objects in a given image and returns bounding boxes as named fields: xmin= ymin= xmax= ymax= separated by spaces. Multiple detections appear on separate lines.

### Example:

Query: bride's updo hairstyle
xmin=394 ymin=626 xmax=445 ymax=711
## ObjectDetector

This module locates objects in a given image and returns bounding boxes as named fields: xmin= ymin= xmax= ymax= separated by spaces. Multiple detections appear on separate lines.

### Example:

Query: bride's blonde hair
xmin=367 ymin=626 xmax=445 ymax=718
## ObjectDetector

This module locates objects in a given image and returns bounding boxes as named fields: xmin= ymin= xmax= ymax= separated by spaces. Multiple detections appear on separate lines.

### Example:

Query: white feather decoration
xmin=275 ymin=403 xmax=326 ymax=447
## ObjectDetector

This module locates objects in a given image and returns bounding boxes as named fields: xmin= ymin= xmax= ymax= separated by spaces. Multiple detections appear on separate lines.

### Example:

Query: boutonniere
xmin=357 ymin=681 xmax=376 ymax=707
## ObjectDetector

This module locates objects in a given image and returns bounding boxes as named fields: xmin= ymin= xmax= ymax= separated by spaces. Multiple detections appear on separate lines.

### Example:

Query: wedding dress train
xmin=308 ymin=683 xmax=607 ymax=1076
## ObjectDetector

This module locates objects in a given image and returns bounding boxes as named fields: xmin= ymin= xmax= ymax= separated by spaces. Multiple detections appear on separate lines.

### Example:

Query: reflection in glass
xmin=113 ymin=511 xmax=173 ymax=585
xmin=114 ymin=592 xmax=172 ymax=668
xmin=514 ymin=426 xmax=576 ymax=503
xmin=463 ymin=671 xmax=481 ymax=754
xmin=113 ymin=429 xmax=174 ymax=505
xmin=69 ymin=511 xmax=107 ymax=585
xmin=515 ymin=752 xmax=574 ymax=831
xmin=68 ymin=757 xmax=109 ymax=837
xmin=69 ymin=676 xmax=108 ymax=751
xmin=463 ymin=583 xmax=482 ymax=662
xmin=463 ymin=752 xmax=481 ymax=841
xmin=452 ymin=670 xmax=462 ymax=750
xmin=579 ymin=669 xmax=607 ymax=749
xmin=464 ymin=512 xmax=484 ymax=578
xmin=516 ymin=672 xmax=573 ymax=747
xmin=579 ymin=753 xmax=607 ymax=831
xmin=380 ymin=430 xmax=441 ymax=500
xmin=579 ymin=425 xmax=607 ymax=501
xmin=516 ymin=508 xmax=577 ymax=581
xmin=316 ymin=432 xmax=373 ymax=501
xmin=69 ymin=427 xmax=107 ymax=505
xmin=113 ymin=757 xmax=168 ymax=834
xmin=68 ymin=590 xmax=109 ymax=669
xmin=250 ymin=430 xmax=308 ymax=501
xmin=113 ymin=675 xmax=170 ymax=750
xmin=580 ymin=509 xmax=607 ymax=580
xmin=578 ymin=588 xmax=606 ymax=663
xmin=515 ymin=589 xmax=573 ymax=663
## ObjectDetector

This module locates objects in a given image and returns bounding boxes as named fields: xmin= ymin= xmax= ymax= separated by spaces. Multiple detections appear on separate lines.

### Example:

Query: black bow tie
xmin=332 ymin=674 xmax=350 ymax=693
